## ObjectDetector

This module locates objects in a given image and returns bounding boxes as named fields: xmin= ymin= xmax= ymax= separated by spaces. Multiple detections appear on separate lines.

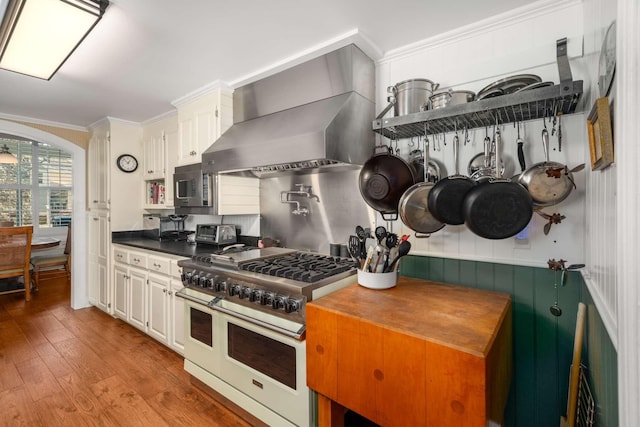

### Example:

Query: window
xmin=0 ymin=136 xmax=73 ymax=229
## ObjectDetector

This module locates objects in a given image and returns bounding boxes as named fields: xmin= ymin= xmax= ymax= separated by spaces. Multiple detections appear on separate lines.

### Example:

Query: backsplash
xmin=400 ymin=254 xmax=618 ymax=427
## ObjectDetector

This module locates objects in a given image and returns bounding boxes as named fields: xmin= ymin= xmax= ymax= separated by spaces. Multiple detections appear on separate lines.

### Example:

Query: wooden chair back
xmin=0 ymin=220 xmax=15 ymax=227
xmin=0 ymin=226 xmax=33 ymax=274
xmin=64 ymin=222 xmax=71 ymax=255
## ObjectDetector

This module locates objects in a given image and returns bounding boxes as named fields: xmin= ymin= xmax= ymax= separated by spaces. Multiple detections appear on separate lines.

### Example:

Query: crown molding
xmin=170 ymin=79 xmax=233 ymax=108
xmin=0 ymin=112 xmax=88 ymax=132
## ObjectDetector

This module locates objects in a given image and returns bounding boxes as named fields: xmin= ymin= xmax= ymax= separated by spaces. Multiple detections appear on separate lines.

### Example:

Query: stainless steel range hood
xmin=202 ymin=44 xmax=375 ymax=176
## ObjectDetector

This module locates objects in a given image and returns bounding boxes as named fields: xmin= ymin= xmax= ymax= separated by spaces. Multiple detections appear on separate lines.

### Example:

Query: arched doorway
xmin=0 ymin=119 xmax=88 ymax=309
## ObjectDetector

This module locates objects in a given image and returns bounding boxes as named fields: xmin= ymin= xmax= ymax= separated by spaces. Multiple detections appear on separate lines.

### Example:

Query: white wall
xmin=375 ymin=0 xmax=587 ymax=269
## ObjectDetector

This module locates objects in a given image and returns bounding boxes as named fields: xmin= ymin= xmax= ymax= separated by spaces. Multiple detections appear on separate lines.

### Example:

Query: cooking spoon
xmin=385 ymin=240 xmax=411 ymax=273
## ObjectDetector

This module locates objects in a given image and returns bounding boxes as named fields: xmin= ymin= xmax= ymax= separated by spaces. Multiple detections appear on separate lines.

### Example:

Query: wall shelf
xmin=373 ymin=37 xmax=583 ymax=139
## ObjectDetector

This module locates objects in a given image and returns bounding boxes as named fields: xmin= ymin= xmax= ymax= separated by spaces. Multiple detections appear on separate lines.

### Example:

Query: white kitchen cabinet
xmin=129 ymin=267 xmax=147 ymax=332
xmin=113 ymin=263 xmax=128 ymax=320
xmin=111 ymin=244 xmax=187 ymax=354
xmin=148 ymin=273 xmax=170 ymax=344
xmin=142 ymin=115 xmax=178 ymax=209
xmin=172 ymin=82 xmax=233 ymax=166
xmin=88 ymin=211 xmax=109 ymax=313
xmin=143 ymin=133 xmax=165 ymax=181
xmin=87 ymin=130 xmax=110 ymax=210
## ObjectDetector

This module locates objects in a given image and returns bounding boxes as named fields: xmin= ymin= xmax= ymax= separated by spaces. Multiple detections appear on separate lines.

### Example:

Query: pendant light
xmin=0 ymin=143 xmax=18 ymax=163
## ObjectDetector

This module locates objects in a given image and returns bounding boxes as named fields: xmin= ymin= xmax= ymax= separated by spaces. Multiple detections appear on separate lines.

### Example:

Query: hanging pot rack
xmin=373 ymin=38 xmax=584 ymax=139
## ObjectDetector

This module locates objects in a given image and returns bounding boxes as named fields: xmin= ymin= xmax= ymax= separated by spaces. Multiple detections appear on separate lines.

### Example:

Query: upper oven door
xmin=217 ymin=312 xmax=310 ymax=427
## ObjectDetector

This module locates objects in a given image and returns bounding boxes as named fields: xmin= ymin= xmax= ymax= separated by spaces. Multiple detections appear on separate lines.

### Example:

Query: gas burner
xmin=240 ymin=252 xmax=356 ymax=283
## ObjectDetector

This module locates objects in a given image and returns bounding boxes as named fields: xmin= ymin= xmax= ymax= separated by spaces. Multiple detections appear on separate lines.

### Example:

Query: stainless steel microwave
xmin=173 ymin=163 xmax=217 ymax=213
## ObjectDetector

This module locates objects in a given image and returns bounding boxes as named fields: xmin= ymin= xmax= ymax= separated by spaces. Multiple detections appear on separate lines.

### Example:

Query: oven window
xmin=190 ymin=307 xmax=213 ymax=347
xmin=176 ymin=179 xmax=195 ymax=199
xmin=228 ymin=323 xmax=296 ymax=390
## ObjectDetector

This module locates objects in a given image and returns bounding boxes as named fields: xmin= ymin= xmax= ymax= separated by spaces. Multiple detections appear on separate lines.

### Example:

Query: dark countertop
xmin=111 ymin=231 xmax=248 ymax=258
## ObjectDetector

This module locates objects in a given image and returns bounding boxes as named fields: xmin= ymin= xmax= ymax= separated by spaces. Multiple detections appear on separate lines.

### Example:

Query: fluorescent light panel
xmin=0 ymin=0 xmax=107 ymax=80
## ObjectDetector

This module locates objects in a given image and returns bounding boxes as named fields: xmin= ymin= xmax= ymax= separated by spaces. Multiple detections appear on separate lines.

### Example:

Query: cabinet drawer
xmin=148 ymin=256 xmax=170 ymax=275
xmin=170 ymin=259 xmax=184 ymax=279
xmin=113 ymin=248 xmax=129 ymax=264
xmin=129 ymin=252 xmax=148 ymax=268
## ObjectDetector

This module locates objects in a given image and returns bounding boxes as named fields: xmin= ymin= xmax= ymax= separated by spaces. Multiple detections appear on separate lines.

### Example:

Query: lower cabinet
xmin=112 ymin=244 xmax=186 ymax=355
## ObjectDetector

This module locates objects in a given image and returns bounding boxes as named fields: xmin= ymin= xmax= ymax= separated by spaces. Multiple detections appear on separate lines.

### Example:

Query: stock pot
xmin=388 ymin=78 xmax=439 ymax=116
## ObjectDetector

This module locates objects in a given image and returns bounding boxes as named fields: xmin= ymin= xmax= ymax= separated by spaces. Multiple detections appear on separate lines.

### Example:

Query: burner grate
xmin=239 ymin=252 xmax=356 ymax=283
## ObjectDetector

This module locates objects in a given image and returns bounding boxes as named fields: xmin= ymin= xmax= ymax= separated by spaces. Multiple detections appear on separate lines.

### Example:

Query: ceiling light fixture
xmin=0 ymin=0 xmax=109 ymax=80
xmin=0 ymin=144 xmax=18 ymax=163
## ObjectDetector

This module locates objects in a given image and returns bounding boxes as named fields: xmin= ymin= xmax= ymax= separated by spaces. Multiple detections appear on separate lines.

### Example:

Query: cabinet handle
xmin=93 ymin=217 xmax=99 ymax=221
xmin=163 ymin=289 xmax=167 ymax=293
xmin=92 ymin=200 xmax=98 ymax=203
xmin=148 ymin=170 xmax=153 ymax=173
xmin=168 ymin=291 xmax=172 ymax=295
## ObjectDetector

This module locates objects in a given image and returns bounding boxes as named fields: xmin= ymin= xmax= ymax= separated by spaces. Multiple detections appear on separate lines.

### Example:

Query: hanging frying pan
xmin=399 ymin=135 xmax=445 ymax=237
xmin=462 ymin=128 xmax=533 ymax=239
xmin=518 ymin=128 xmax=582 ymax=206
xmin=359 ymin=146 xmax=417 ymax=221
xmin=427 ymin=134 xmax=475 ymax=225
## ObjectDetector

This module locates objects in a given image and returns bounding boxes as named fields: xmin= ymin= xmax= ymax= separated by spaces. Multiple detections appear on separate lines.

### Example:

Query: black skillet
xmin=462 ymin=128 xmax=533 ymax=239
xmin=427 ymin=134 xmax=475 ymax=225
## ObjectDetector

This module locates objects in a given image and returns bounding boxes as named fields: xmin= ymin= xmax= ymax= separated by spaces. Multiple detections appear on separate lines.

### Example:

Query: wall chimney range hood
xmin=201 ymin=44 xmax=375 ymax=176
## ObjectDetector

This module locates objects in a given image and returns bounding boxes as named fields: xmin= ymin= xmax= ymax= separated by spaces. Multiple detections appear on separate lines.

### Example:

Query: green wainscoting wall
xmin=400 ymin=255 xmax=618 ymax=427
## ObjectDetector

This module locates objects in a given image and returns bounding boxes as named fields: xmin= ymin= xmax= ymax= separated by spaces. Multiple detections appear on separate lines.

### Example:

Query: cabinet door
xmin=113 ymin=264 xmax=128 ymax=320
xmin=169 ymin=278 xmax=185 ymax=354
xmin=148 ymin=273 xmax=169 ymax=344
xmin=177 ymin=116 xmax=196 ymax=164
xmin=88 ymin=131 xmax=110 ymax=209
xmin=129 ymin=268 xmax=147 ymax=331
xmin=143 ymin=134 xmax=165 ymax=180
xmin=88 ymin=212 xmax=109 ymax=313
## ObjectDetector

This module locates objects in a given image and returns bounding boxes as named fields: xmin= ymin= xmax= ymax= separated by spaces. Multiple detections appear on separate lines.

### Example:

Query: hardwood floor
xmin=0 ymin=274 xmax=255 ymax=427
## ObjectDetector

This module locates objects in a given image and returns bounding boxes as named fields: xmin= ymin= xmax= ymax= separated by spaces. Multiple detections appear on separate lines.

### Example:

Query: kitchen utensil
xmin=560 ymin=302 xmax=586 ymax=427
xmin=357 ymin=268 xmax=398 ymax=290
xmin=359 ymin=145 xmax=417 ymax=221
xmin=388 ymin=78 xmax=439 ymax=115
xmin=469 ymin=135 xmax=499 ymax=181
xmin=518 ymin=128 xmax=581 ymax=207
xmin=428 ymin=89 xmax=476 ymax=110
xmin=375 ymin=226 xmax=387 ymax=244
xmin=348 ymin=235 xmax=361 ymax=265
xmin=550 ymin=269 xmax=563 ymax=316
xmin=399 ymin=131 xmax=445 ymax=237
xmin=427 ymin=134 xmax=475 ymax=225
xmin=462 ymin=127 xmax=533 ymax=239
xmin=477 ymin=74 xmax=542 ymax=99
xmin=515 ymin=81 xmax=554 ymax=92
xmin=409 ymin=149 xmax=443 ymax=183
xmin=385 ymin=239 xmax=411 ymax=272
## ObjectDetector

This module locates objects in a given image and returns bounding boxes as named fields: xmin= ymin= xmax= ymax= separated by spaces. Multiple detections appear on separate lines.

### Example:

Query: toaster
xmin=195 ymin=224 xmax=237 ymax=245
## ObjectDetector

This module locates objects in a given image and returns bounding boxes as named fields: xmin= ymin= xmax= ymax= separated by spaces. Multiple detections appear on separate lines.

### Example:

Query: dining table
xmin=31 ymin=237 xmax=61 ymax=251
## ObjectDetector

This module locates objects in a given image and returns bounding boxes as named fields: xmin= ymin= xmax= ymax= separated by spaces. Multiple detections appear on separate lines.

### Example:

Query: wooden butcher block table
xmin=306 ymin=276 xmax=512 ymax=427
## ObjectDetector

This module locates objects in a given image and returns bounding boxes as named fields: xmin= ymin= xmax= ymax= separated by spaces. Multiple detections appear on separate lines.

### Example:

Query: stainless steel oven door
xmin=217 ymin=310 xmax=310 ymax=427
xmin=177 ymin=288 xmax=220 ymax=376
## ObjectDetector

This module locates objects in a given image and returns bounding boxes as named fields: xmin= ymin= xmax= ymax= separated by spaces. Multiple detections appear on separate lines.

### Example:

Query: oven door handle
xmin=175 ymin=288 xmax=219 ymax=307
xmin=211 ymin=302 xmax=306 ymax=341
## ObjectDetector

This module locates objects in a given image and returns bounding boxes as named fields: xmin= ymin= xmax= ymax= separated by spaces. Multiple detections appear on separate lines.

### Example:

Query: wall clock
xmin=116 ymin=154 xmax=138 ymax=173
xmin=598 ymin=21 xmax=616 ymax=97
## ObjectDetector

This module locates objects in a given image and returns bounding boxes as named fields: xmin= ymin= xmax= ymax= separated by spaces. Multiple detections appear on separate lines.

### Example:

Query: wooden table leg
xmin=317 ymin=393 xmax=345 ymax=427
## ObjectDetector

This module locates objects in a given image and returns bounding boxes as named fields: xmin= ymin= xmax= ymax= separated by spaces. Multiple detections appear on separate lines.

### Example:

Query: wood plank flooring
xmin=0 ymin=274 xmax=255 ymax=427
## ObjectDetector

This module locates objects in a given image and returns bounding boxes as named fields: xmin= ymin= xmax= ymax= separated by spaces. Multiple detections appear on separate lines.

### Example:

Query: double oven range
xmin=176 ymin=245 xmax=357 ymax=427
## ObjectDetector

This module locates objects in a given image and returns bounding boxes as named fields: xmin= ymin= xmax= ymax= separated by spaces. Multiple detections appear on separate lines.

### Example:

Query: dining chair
xmin=0 ymin=220 xmax=15 ymax=227
xmin=30 ymin=222 xmax=71 ymax=290
xmin=0 ymin=225 xmax=34 ymax=301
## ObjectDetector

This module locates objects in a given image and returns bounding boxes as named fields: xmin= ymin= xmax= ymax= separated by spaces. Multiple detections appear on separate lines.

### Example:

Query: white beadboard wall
xmin=375 ymin=0 xmax=587 ymax=269
xmin=581 ymin=0 xmax=618 ymax=342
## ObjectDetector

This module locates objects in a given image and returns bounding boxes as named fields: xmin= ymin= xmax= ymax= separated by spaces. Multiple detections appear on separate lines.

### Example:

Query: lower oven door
xmin=178 ymin=289 xmax=220 ymax=376
xmin=217 ymin=312 xmax=310 ymax=427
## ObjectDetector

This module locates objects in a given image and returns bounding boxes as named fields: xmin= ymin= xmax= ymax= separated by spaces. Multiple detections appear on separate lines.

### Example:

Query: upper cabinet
xmin=88 ymin=127 xmax=110 ymax=210
xmin=142 ymin=113 xmax=178 ymax=209
xmin=172 ymin=81 xmax=233 ymax=167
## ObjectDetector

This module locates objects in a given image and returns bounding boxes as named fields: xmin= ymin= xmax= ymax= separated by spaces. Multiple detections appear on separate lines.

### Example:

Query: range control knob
xmin=189 ymin=274 xmax=200 ymax=286
xmin=228 ymin=284 xmax=241 ymax=297
xmin=272 ymin=295 xmax=286 ymax=310
xmin=285 ymin=298 xmax=301 ymax=313
xmin=239 ymin=286 xmax=251 ymax=300
xmin=249 ymin=289 xmax=263 ymax=302
xmin=214 ymin=279 xmax=228 ymax=293
xmin=260 ymin=291 xmax=275 ymax=306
